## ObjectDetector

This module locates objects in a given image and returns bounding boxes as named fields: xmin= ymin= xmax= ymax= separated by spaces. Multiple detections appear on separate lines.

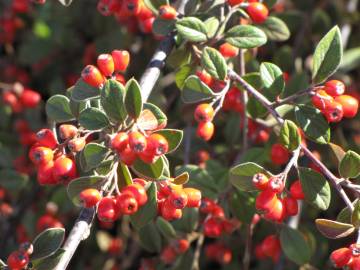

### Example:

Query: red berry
xmin=289 ymin=180 xmax=304 ymax=200
xmin=264 ymin=198 xmax=285 ymax=222
xmin=81 ymin=65 xmax=105 ymax=88
xmin=108 ymin=237 xmax=123 ymax=255
xmin=36 ymin=129 xmax=58 ymax=149
xmin=97 ymin=53 xmax=115 ymax=77
xmin=116 ymin=193 xmax=138 ymax=215
xmin=324 ymin=80 xmax=345 ymax=97
xmin=146 ymin=133 xmax=169 ymax=156
xmin=203 ymin=217 xmax=223 ymax=238
xmin=349 ymin=257 xmax=360 ymax=270
xmin=255 ymin=190 xmax=277 ymax=212
xmin=128 ymin=131 xmax=147 ymax=153
xmin=37 ymin=161 xmax=58 ymax=185
xmin=270 ymin=143 xmax=290 ymax=166
xmin=227 ymin=0 xmax=244 ymax=6
xmin=79 ymin=188 xmax=102 ymax=208
xmin=261 ymin=235 xmax=281 ymax=258
xmin=59 ymin=124 xmax=78 ymax=140
xmin=168 ymin=189 xmax=188 ymax=209
xmin=158 ymin=5 xmax=177 ymax=20
xmin=194 ymin=103 xmax=214 ymax=123
xmin=160 ymin=246 xmax=177 ymax=264
xmin=133 ymin=178 xmax=147 ymax=186
xmin=323 ymin=100 xmax=344 ymax=122
xmin=52 ymin=156 xmax=77 ymax=184
xmin=196 ymin=70 xmax=213 ymax=86
xmin=247 ymin=2 xmax=269 ymax=24
xmin=172 ymin=239 xmax=189 ymax=254
xmin=119 ymin=145 xmax=137 ymax=166
xmin=7 ymin=251 xmax=29 ymax=270
xmin=200 ymin=197 xmax=216 ymax=214
xmin=111 ymin=50 xmax=130 ymax=72
xmin=68 ymin=137 xmax=86 ymax=152
xmin=161 ymin=200 xmax=182 ymax=220
xmin=121 ymin=183 xmax=148 ymax=206
xmin=98 ymin=197 xmax=119 ymax=222
xmin=330 ymin=247 xmax=352 ymax=268
xmin=267 ymin=176 xmax=284 ymax=194
xmin=29 ymin=146 xmax=53 ymax=165
xmin=138 ymin=149 xmax=159 ymax=164
xmin=219 ymin=43 xmax=239 ymax=58
xmin=183 ymin=188 xmax=202 ymax=207
xmin=196 ymin=121 xmax=214 ymax=141
xmin=19 ymin=89 xmax=41 ymax=108
xmin=138 ymin=16 xmax=155 ymax=34
xmin=252 ymin=173 xmax=269 ymax=191
xmin=111 ymin=132 xmax=129 ymax=152
xmin=334 ymin=95 xmax=359 ymax=118
xmin=312 ymin=89 xmax=334 ymax=110
xmin=284 ymin=196 xmax=298 ymax=216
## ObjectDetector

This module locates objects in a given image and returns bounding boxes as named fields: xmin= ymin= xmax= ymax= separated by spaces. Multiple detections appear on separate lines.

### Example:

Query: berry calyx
xmin=128 ymin=131 xmax=147 ymax=153
xmin=194 ymin=103 xmax=214 ymax=123
xmin=146 ymin=133 xmax=169 ymax=156
xmin=252 ymin=173 xmax=269 ymax=191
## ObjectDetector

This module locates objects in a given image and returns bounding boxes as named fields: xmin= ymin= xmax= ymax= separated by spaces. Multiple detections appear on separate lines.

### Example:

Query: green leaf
xmin=260 ymin=62 xmax=285 ymax=99
xmin=339 ymin=47 xmax=360 ymax=72
xmin=130 ymin=182 xmax=157 ymax=229
xmin=172 ymin=208 xmax=199 ymax=233
xmin=329 ymin=143 xmax=346 ymax=163
xmin=67 ymin=176 xmax=106 ymax=206
xmin=204 ymin=17 xmax=220 ymax=38
xmin=137 ymin=103 xmax=168 ymax=131
xmin=31 ymin=228 xmax=65 ymax=260
xmin=79 ymin=107 xmax=110 ymax=130
xmin=156 ymin=217 xmax=177 ymax=239
xmin=230 ymin=162 xmax=272 ymax=191
xmin=82 ymin=143 xmax=109 ymax=171
xmin=117 ymin=162 xmax=133 ymax=189
xmin=45 ymin=95 xmax=74 ymax=122
xmin=315 ymin=219 xmax=355 ymax=239
xmin=153 ymin=129 xmax=183 ymax=153
xmin=295 ymin=105 xmax=330 ymax=144
xmin=337 ymin=200 xmax=358 ymax=223
xmin=258 ymin=16 xmax=290 ymax=41
xmin=201 ymin=47 xmax=227 ymax=80
xmin=132 ymin=157 xmax=165 ymax=180
xmin=101 ymin=79 xmax=127 ymax=123
xmin=31 ymin=249 xmax=65 ymax=270
xmin=339 ymin=150 xmax=360 ymax=179
xmin=138 ymin=222 xmax=162 ymax=252
xmin=298 ymin=167 xmax=331 ymax=210
xmin=167 ymin=49 xmax=192 ymax=70
xmin=352 ymin=201 xmax=360 ymax=228
xmin=229 ymin=190 xmax=256 ymax=224
xmin=176 ymin=17 xmax=208 ymax=42
xmin=175 ymin=64 xmax=195 ymax=89
xmin=0 ymin=169 xmax=28 ymax=191
xmin=143 ymin=0 xmax=168 ymax=13
xmin=225 ymin=25 xmax=267 ymax=49
xmin=71 ymin=78 xmax=100 ymax=102
xmin=125 ymin=79 xmax=143 ymax=119
xmin=279 ymin=120 xmax=301 ymax=151
xmin=312 ymin=26 xmax=343 ymax=84
xmin=152 ymin=18 xmax=176 ymax=36
xmin=182 ymin=75 xmax=216 ymax=103
xmin=280 ymin=226 xmax=311 ymax=265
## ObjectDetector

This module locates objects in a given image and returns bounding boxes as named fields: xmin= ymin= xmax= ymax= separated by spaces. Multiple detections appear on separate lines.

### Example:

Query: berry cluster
xmin=194 ymin=103 xmax=215 ymax=141
xmin=110 ymin=130 xmax=169 ymax=165
xmin=81 ymin=49 xmax=130 ymax=88
xmin=312 ymin=80 xmax=359 ymax=123
xmin=331 ymin=243 xmax=360 ymax=269
xmin=255 ymin=235 xmax=281 ymax=262
xmin=2 ymin=85 xmax=41 ymax=114
xmin=158 ymin=183 xmax=201 ymax=221
xmin=6 ymin=243 xmax=32 ymax=270
xmin=160 ymin=239 xmax=190 ymax=264
xmin=205 ymin=242 xmax=232 ymax=265
xmin=200 ymin=198 xmax=239 ymax=238
xmin=29 ymin=128 xmax=78 ymax=185
xmin=254 ymin=173 xmax=304 ymax=222
xmin=227 ymin=0 xmax=269 ymax=24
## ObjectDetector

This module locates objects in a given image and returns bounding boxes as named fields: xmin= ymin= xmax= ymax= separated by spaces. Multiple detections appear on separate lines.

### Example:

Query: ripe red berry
xmin=264 ymin=198 xmax=285 ymax=222
xmin=138 ymin=16 xmax=155 ymax=34
xmin=211 ymin=205 xmax=225 ymax=218
xmin=2 ymin=91 xmax=18 ymax=107
xmin=196 ymin=70 xmax=213 ymax=86
xmin=289 ymin=180 xmax=304 ymax=200
xmin=270 ymin=143 xmax=290 ymax=166
xmin=111 ymin=50 xmax=130 ymax=72
xmin=29 ymin=145 xmax=53 ymax=165
xmin=98 ymin=197 xmax=119 ymax=222
xmin=219 ymin=43 xmax=239 ymax=58
xmin=255 ymin=244 xmax=266 ymax=260
xmin=36 ymin=214 xmax=63 ymax=232
xmin=262 ymin=235 xmax=281 ymax=259
xmin=97 ymin=53 xmax=115 ymax=77
xmin=36 ymin=128 xmax=58 ymax=149
xmin=7 ymin=251 xmax=29 ymax=270
xmin=79 ymin=188 xmax=102 ymax=208
xmin=284 ymin=196 xmax=298 ymax=216
xmin=52 ymin=156 xmax=77 ymax=184
xmin=200 ymin=197 xmax=216 ymax=214
xmin=247 ymin=2 xmax=269 ymax=24
xmin=324 ymin=80 xmax=345 ymax=97
xmin=68 ymin=137 xmax=86 ymax=152
xmin=119 ymin=145 xmax=137 ymax=166
xmin=330 ymin=247 xmax=352 ymax=268
xmin=323 ymin=100 xmax=344 ymax=122
xmin=37 ymin=161 xmax=57 ymax=185
xmin=349 ymin=257 xmax=360 ymax=270
xmin=146 ymin=133 xmax=169 ymax=156
xmin=255 ymin=190 xmax=277 ymax=212
xmin=158 ymin=5 xmax=177 ymax=20
xmin=128 ymin=131 xmax=147 ymax=153
xmin=267 ymin=176 xmax=285 ymax=194
xmin=81 ymin=65 xmax=105 ymax=88
xmin=194 ymin=103 xmax=214 ymax=123
xmin=203 ymin=217 xmax=223 ymax=238
xmin=19 ymin=89 xmax=41 ymax=108
xmin=59 ymin=124 xmax=78 ymax=140
xmin=334 ymin=95 xmax=359 ymax=118
xmin=133 ymin=178 xmax=147 ymax=186
xmin=227 ymin=0 xmax=244 ymax=6
xmin=161 ymin=200 xmax=182 ymax=220
xmin=116 ymin=193 xmax=138 ymax=215
xmin=138 ymin=149 xmax=158 ymax=164
xmin=252 ymin=173 xmax=269 ymax=191
xmin=121 ymin=183 xmax=148 ymax=206
xmin=172 ymin=239 xmax=190 ymax=254
xmin=111 ymin=132 xmax=129 ymax=152
xmin=160 ymin=246 xmax=177 ymax=264
xmin=312 ymin=89 xmax=334 ymax=110
xmin=168 ymin=189 xmax=188 ymax=209
xmin=183 ymin=188 xmax=201 ymax=207
xmin=108 ymin=238 xmax=123 ymax=255
xmin=196 ymin=121 xmax=215 ymax=141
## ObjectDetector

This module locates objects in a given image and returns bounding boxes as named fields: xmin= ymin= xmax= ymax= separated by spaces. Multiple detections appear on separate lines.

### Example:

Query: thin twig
xmin=191 ymin=234 xmax=205 ymax=270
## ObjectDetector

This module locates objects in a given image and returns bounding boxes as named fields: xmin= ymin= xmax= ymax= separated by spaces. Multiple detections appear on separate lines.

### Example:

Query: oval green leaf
xmin=45 ymin=95 xmax=74 ymax=122
xmin=79 ymin=107 xmax=110 ymax=130
xmin=225 ymin=25 xmax=267 ymax=49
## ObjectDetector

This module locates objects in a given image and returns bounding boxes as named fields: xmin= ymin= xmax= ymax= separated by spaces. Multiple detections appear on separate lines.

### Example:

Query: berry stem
xmin=190 ymin=233 xmax=205 ymax=270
